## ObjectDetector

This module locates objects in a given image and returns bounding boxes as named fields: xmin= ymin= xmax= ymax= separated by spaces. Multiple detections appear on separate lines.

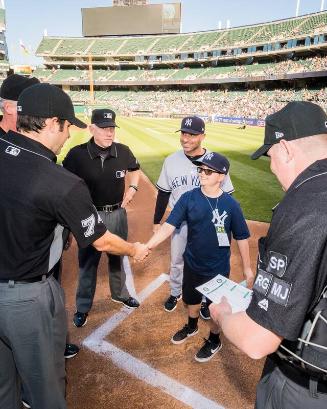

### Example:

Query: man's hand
xmin=121 ymin=187 xmax=136 ymax=208
xmin=152 ymin=224 xmax=161 ymax=234
xmin=209 ymin=296 xmax=232 ymax=325
xmin=133 ymin=242 xmax=149 ymax=262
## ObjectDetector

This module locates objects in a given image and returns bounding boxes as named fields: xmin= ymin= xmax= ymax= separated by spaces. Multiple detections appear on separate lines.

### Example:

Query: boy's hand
xmin=244 ymin=268 xmax=254 ymax=289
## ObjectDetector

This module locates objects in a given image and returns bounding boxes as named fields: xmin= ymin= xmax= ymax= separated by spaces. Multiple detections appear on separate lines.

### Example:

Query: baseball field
xmin=59 ymin=116 xmax=283 ymax=222
xmin=58 ymin=115 xmax=273 ymax=409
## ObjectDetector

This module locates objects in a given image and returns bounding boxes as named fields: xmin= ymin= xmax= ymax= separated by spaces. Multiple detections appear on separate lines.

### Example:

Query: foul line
xmin=83 ymin=259 xmax=225 ymax=409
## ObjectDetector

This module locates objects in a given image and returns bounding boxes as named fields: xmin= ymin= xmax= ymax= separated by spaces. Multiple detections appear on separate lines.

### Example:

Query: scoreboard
xmin=82 ymin=3 xmax=181 ymax=37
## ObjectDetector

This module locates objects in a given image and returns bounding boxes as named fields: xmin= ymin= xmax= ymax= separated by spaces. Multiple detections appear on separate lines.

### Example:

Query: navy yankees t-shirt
xmin=167 ymin=188 xmax=250 ymax=277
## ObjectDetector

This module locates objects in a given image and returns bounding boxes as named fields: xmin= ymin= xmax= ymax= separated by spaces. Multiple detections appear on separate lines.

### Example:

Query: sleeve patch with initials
xmin=267 ymin=251 xmax=288 ymax=277
xmin=267 ymin=277 xmax=292 ymax=307
xmin=253 ymin=269 xmax=273 ymax=296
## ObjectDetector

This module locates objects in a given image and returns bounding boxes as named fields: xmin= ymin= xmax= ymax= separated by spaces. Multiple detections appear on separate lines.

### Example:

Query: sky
xmin=4 ymin=0 xmax=327 ymax=66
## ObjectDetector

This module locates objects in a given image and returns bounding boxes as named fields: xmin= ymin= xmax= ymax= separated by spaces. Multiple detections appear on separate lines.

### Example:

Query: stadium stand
xmin=64 ymin=88 xmax=327 ymax=120
xmin=34 ymin=55 xmax=327 ymax=84
xmin=34 ymin=11 xmax=327 ymax=119
xmin=36 ymin=11 xmax=327 ymax=58
xmin=0 ymin=6 xmax=9 ymax=83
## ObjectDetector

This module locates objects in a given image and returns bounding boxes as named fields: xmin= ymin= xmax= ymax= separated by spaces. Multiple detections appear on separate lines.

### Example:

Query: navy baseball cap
xmin=91 ymin=109 xmax=119 ymax=128
xmin=251 ymin=101 xmax=327 ymax=160
xmin=17 ymin=83 xmax=87 ymax=129
xmin=193 ymin=152 xmax=230 ymax=174
xmin=0 ymin=74 xmax=40 ymax=101
xmin=176 ymin=116 xmax=205 ymax=135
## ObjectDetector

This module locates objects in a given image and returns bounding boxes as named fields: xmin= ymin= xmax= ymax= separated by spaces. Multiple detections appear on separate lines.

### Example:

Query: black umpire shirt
xmin=63 ymin=138 xmax=140 ymax=206
xmin=247 ymin=159 xmax=327 ymax=341
xmin=0 ymin=131 xmax=107 ymax=280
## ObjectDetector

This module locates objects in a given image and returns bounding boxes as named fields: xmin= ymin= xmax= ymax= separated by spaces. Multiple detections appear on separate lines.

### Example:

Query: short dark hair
xmin=17 ymin=115 xmax=66 ymax=133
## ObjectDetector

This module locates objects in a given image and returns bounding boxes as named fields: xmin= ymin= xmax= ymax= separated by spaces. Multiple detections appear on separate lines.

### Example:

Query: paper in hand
xmin=196 ymin=274 xmax=252 ymax=313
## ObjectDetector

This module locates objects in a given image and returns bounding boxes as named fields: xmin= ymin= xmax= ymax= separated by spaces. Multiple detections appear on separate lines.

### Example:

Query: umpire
xmin=0 ymin=84 xmax=147 ymax=409
xmin=210 ymin=101 xmax=327 ymax=408
xmin=63 ymin=108 xmax=141 ymax=328
xmin=0 ymin=74 xmax=39 ymax=136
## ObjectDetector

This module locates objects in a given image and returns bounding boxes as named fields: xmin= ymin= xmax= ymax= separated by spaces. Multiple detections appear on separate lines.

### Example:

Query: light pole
xmin=296 ymin=0 xmax=300 ymax=17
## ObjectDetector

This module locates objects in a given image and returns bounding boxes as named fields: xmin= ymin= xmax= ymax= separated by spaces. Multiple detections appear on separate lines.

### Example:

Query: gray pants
xmin=170 ymin=222 xmax=187 ymax=297
xmin=255 ymin=359 xmax=327 ymax=409
xmin=76 ymin=208 xmax=130 ymax=313
xmin=0 ymin=276 xmax=67 ymax=409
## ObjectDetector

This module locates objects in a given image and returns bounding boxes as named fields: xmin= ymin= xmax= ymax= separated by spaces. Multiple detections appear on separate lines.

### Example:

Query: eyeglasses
xmin=197 ymin=167 xmax=223 ymax=176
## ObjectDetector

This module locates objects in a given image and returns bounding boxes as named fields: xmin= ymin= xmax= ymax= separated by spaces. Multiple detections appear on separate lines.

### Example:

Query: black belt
xmin=271 ymin=354 xmax=327 ymax=394
xmin=96 ymin=202 xmax=122 ymax=212
xmin=0 ymin=272 xmax=52 ymax=284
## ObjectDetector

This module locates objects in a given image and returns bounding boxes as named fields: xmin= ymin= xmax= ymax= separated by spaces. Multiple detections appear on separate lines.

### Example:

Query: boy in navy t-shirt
xmin=147 ymin=152 xmax=253 ymax=362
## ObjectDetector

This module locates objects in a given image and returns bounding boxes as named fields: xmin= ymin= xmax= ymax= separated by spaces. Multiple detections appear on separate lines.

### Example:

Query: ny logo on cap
xmin=104 ymin=113 xmax=112 ymax=119
xmin=204 ymin=152 xmax=214 ymax=160
xmin=185 ymin=118 xmax=192 ymax=127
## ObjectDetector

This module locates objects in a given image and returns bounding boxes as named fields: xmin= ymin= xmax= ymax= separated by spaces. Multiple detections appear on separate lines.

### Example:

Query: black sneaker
xmin=195 ymin=338 xmax=222 ymax=362
xmin=111 ymin=296 xmax=140 ymax=309
xmin=164 ymin=294 xmax=181 ymax=312
xmin=64 ymin=343 xmax=80 ymax=359
xmin=22 ymin=400 xmax=31 ymax=408
xmin=200 ymin=301 xmax=210 ymax=320
xmin=171 ymin=324 xmax=198 ymax=345
xmin=73 ymin=311 xmax=88 ymax=328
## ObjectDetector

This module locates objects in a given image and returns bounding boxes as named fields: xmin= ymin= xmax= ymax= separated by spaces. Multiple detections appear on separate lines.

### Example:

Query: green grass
xmin=58 ymin=116 xmax=283 ymax=222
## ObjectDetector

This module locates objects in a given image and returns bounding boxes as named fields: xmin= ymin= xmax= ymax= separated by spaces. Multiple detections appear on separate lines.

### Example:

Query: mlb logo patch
xmin=104 ymin=113 xmax=112 ymax=119
xmin=17 ymin=106 xmax=23 ymax=112
xmin=5 ymin=146 xmax=20 ymax=157
xmin=116 ymin=170 xmax=126 ymax=178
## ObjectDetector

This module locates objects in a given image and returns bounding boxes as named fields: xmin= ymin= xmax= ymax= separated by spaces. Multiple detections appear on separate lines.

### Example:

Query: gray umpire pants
xmin=255 ymin=359 xmax=327 ymax=409
xmin=0 ymin=276 xmax=67 ymax=409
xmin=76 ymin=207 xmax=130 ymax=313
xmin=170 ymin=222 xmax=187 ymax=297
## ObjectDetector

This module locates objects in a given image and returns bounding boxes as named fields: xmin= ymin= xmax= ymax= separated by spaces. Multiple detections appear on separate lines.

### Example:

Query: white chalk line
xmin=83 ymin=260 xmax=225 ymax=409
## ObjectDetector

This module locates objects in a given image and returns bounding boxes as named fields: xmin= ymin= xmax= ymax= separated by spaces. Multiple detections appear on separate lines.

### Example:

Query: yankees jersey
xmin=167 ymin=188 xmax=250 ymax=276
xmin=156 ymin=150 xmax=234 ymax=209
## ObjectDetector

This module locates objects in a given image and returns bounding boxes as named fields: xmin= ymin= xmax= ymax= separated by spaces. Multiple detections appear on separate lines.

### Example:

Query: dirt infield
xmin=61 ymin=173 xmax=269 ymax=409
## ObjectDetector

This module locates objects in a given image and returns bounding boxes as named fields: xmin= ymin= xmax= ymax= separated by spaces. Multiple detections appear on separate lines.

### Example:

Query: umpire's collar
xmin=87 ymin=137 xmax=118 ymax=160
xmin=3 ymin=130 xmax=57 ymax=162
xmin=289 ymin=158 xmax=327 ymax=192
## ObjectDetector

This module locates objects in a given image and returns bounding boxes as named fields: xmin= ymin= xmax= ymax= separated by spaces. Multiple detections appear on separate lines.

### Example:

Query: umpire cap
xmin=0 ymin=74 xmax=40 ymax=101
xmin=91 ymin=109 xmax=119 ymax=128
xmin=251 ymin=101 xmax=327 ymax=160
xmin=17 ymin=83 xmax=87 ymax=129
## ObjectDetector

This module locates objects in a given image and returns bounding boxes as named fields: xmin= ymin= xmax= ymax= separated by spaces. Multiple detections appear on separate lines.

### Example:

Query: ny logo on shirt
xmin=212 ymin=209 xmax=228 ymax=232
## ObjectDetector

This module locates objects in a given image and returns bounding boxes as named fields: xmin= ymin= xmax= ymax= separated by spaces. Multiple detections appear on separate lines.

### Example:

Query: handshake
xmin=131 ymin=223 xmax=173 ymax=262
xmin=132 ymin=242 xmax=151 ymax=262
